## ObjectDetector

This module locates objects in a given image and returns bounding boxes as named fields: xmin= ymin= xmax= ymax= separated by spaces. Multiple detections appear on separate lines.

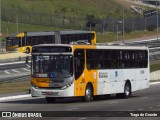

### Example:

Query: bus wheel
xmin=83 ymin=84 xmax=93 ymax=102
xmin=123 ymin=82 xmax=132 ymax=98
xmin=26 ymin=48 xmax=30 ymax=54
xmin=46 ymin=97 xmax=56 ymax=103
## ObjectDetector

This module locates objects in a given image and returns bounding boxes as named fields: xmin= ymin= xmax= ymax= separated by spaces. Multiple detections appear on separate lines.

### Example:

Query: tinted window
xmin=74 ymin=49 xmax=85 ymax=80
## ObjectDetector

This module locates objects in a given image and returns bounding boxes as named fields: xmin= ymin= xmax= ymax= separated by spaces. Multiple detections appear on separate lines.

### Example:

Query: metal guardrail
xmin=125 ymin=38 xmax=160 ymax=62
xmin=0 ymin=75 xmax=31 ymax=84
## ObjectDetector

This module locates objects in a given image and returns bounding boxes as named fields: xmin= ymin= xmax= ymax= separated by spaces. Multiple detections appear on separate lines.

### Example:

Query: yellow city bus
xmin=31 ymin=44 xmax=149 ymax=103
xmin=6 ymin=30 xmax=96 ymax=53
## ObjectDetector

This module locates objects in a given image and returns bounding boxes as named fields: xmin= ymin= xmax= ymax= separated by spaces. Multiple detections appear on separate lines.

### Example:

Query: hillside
xmin=1 ymin=0 xmax=158 ymax=44
xmin=1 ymin=0 xmax=142 ymax=35
xmin=2 ymin=0 xmax=136 ymax=18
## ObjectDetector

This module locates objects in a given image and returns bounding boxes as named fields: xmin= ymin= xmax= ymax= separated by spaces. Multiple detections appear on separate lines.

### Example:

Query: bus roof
xmin=33 ymin=44 xmax=148 ymax=50
xmin=8 ymin=30 xmax=95 ymax=37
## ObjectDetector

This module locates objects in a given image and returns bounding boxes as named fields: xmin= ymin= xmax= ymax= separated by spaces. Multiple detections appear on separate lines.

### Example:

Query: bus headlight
xmin=31 ymin=82 xmax=39 ymax=89
xmin=61 ymin=82 xmax=73 ymax=90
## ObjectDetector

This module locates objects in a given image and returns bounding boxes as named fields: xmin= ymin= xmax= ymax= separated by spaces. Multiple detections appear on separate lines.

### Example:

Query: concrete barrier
xmin=150 ymin=70 xmax=160 ymax=81
xmin=0 ymin=52 xmax=31 ymax=63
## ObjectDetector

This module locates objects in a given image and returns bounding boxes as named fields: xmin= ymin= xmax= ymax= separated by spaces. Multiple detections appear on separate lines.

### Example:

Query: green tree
xmin=86 ymin=15 xmax=97 ymax=30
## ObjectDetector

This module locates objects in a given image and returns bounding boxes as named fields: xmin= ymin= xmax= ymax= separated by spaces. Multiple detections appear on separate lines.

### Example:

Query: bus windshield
xmin=32 ymin=55 xmax=73 ymax=78
xmin=6 ymin=37 xmax=19 ymax=46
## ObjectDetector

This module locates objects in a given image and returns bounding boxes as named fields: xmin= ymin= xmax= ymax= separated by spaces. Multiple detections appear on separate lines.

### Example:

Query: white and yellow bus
xmin=6 ymin=30 xmax=96 ymax=53
xmin=31 ymin=44 xmax=149 ymax=103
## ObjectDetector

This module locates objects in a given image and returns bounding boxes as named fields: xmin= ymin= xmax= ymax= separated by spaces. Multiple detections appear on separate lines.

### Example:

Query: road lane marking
xmin=79 ymin=118 xmax=88 ymax=120
xmin=156 ymin=105 xmax=160 ymax=107
xmin=150 ymin=82 xmax=160 ymax=85
xmin=140 ymin=97 xmax=148 ymax=99
xmin=22 ymin=68 xmax=30 ymax=72
xmin=109 ymin=101 xmax=118 ymax=104
xmin=66 ymin=108 xmax=79 ymax=111
xmin=26 ymin=64 xmax=31 ymax=68
xmin=137 ymin=108 xmax=144 ymax=110
xmin=0 ymin=94 xmax=31 ymax=102
xmin=129 ymin=110 xmax=134 ymax=111
xmin=11 ymin=69 xmax=20 ymax=73
xmin=0 ymin=108 xmax=7 ymax=110
xmin=0 ymin=61 xmax=25 ymax=66
xmin=149 ymin=106 xmax=153 ymax=109
xmin=4 ymin=70 xmax=10 ymax=74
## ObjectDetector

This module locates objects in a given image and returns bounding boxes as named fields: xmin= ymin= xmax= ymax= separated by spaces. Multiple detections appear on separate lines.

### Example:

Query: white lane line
xmin=149 ymin=106 xmax=153 ymax=109
xmin=0 ymin=108 xmax=7 ymax=110
xmin=26 ymin=64 xmax=31 ymax=68
xmin=93 ymin=115 xmax=100 ymax=117
xmin=109 ymin=101 xmax=118 ymax=104
xmin=0 ymin=94 xmax=31 ymax=102
xmin=22 ymin=68 xmax=30 ymax=72
xmin=79 ymin=118 xmax=88 ymax=120
xmin=129 ymin=110 xmax=134 ymax=111
xmin=140 ymin=97 xmax=148 ymax=99
xmin=11 ymin=69 xmax=20 ymax=73
xmin=156 ymin=105 xmax=160 ymax=107
xmin=0 ymin=61 xmax=24 ymax=66
xmin=4 ymin=70 xmax=10 ymax=74
xmin=66 ymin=108 xmax=79 ymax=111
xmin=150 ymin=82 xmax=160 ymax=85
xmin=137 ymin=108 xmax=144 ymax=110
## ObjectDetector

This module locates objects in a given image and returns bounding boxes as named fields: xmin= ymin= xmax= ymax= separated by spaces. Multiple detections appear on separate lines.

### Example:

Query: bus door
xmin=112 ymin=69 xmax=124 ymax=93
xmin=74 ymin=49 xmax=85 ymax=96
xmin=110 ymin=59 xmax=125 ymax=94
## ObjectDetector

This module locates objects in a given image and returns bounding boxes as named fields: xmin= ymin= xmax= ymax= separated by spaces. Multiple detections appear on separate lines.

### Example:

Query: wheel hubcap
xmin=125 ymin=86 xmax=130 ymax=96
xmin=86 ymin=88 xmax=91 ymax=99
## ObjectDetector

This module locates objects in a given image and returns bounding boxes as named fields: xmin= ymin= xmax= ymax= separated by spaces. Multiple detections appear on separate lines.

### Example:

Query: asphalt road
xmin=0 ymin=61 xmax=30 ymax=83
xmin=0 ymin=83 xmax=160 ymax=120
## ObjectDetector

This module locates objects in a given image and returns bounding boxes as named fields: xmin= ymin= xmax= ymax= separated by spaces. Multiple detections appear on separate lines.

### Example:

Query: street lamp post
xmin=156 ymin=1 xmax=159 ymax=41
xmin=0 ymin=0 xmax=1 ymax=51
xmin=122 ymin=4 xmax=124 ymax=43
xmin=16 ymin=17 xmax=18 ymax=33
xmin=116 ymin=21 xmax=122 ymax=43
xmin=116 ymin=23 xmax=119 ymax=43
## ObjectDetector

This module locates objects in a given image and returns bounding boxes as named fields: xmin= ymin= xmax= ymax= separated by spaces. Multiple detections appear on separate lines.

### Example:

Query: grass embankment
xmin=2 ymin=0 xmax=133 ymax=18
xmin=97 ymin=30 xmax=159 ymax=43
xmin=0 ymin=51 xmax=27 ymax=60
xmin=150 ymin=64 xmax=160 ymax=72
xmin=0 ymin=80 xmax=30 ymax=94
xmin=2 ymin=20 xmax=159 ymax=43
xmin=1 ymin=0 xmax=139 ymax=41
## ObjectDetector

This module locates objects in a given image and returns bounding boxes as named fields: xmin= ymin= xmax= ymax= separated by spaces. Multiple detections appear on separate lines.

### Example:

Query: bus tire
xmin=26 ymin=48 xmax=30 ymax=54
xmin=123 ymin=82 xmax=132 ymax=98
xmin=46 ymin=97 xmax=56 ymax=103
xmin=83 ymin=84 xmax=93 ymax=102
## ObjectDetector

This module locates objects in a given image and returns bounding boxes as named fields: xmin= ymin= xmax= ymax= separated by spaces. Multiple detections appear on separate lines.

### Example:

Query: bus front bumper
xmin=31 ymin=84 xmax=74 ymax=98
